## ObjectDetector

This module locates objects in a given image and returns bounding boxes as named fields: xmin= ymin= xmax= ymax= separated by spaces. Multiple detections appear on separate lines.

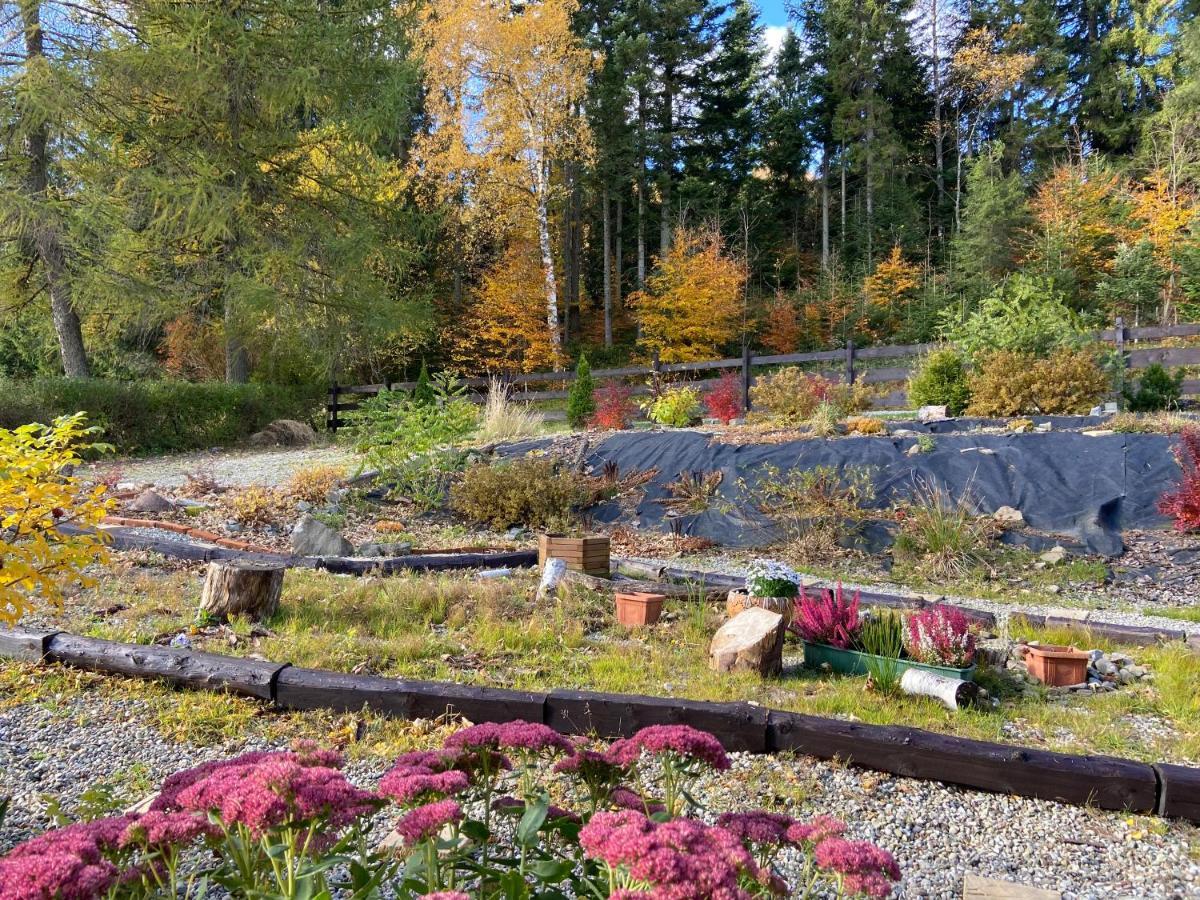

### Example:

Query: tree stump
xmin=199 ymin=561 xmax=284 ymax=622
xmin=709 ymin=607 xmax=785 ymax=676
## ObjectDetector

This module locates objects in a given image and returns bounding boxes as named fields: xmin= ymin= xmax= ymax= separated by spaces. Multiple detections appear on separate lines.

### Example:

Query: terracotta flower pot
xmin=726 ymin=588 xmax=794 ymax=626
xmin=615 ymin=591 xmax=665 ymax=627
xmin=1021 ymin=644 xmax=1089 ymax=687
xmin=538 ymin=534 xmax=610 ymax=576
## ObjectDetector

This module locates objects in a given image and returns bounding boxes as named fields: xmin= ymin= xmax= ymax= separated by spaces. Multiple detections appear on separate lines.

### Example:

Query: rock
xmin=129 ymin=489 xmax=174 ymax=513
xmin=709 ymin=608 xmax=785 ymax=676
xmin=906 ymin=443 xmax=922 ymax=457
xmin=505 ymin=526 xmax=530 ymax=540
xmin=247 ymin=419 xmax=317 ymax=448
xmin=917 ymin=405 xmax=948 ymax=423
xmin=1039 ymin=546 xmax=1068 ymax=566
xmin=290 ymin=513 xmax=353 ymax=557
xmin=1095 ymin=659 xmax=1116 ymax=675
xmin=1117 ymin=668 xmax=1137 ymax=685
xmin=993 ymin=506 xmax=1025 ymax=526
xmin=355 ymin=541 xmax=414 ymax=558
xmin=1081 ymin=428 xmax=1115 ymax=437
xmin=224 ymin=521 xmax=243 ymax=534
xmin=1127 ymin=665 xmax=1147 ymax=678
xmin=1035 ymin=422 xmax=1052 ymax=433
xmin=296 ymin=500 xmax=313 ymax=512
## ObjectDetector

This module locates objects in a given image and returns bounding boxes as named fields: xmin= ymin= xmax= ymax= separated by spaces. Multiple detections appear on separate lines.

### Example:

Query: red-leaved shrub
xmin=1159 ymin=427 xmax=1200 ymax=531
xmin=590 ymin=382 xmax=636 ymax=430
xmin=703 ymin=372 xmax=744 ymax=424
xmin=789 ymin=583 xmax=860 ymax=648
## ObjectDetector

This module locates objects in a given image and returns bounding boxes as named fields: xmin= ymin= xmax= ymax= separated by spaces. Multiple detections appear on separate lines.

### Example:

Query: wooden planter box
xmin=1020 ymin=644 xmax=1089 ymax=687
xmin=802 ymin=641 xmax=976 ymax=682
xmin=538 ymin=534 xmax=611 ymax=576
xmin=615 ymin=591 xmax=666 ymax=627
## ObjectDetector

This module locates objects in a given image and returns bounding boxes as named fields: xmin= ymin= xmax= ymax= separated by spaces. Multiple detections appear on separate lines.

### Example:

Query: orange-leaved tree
xmin=451 ymin=237 xmax=563 ymax=373
xmin=1023 ymin=161 xmax=1126 ymax=300
xmin=1128 ymin=170 xmax=1198 ymax=321
xmin=863 ymin=245 xmax=921 ymax=336
xmin=415 ymin=0 xmax=594 ymax=354
xmin=1 ymin=413 xmax=112 ymax=625
xmin=760 ymin=291 xmax=804 ymax=354
xmin=630 ymin=227 xmax=746 ymax=363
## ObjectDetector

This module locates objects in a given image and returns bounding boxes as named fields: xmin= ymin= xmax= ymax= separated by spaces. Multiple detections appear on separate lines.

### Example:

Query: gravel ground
xmin=84 ymin=445 xmax=361 ymax=490
xmin=2 ymin=693 xmax=1198 ymax=899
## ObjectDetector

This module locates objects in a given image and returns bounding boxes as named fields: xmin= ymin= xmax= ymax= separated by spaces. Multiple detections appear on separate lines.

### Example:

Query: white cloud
xmin=762 ymin=24 xmax=795 ymax=62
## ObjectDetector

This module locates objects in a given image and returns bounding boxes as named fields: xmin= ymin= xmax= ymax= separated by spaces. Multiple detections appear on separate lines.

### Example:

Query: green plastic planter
xmin=801 ymin=641 xmax=976 ymax=682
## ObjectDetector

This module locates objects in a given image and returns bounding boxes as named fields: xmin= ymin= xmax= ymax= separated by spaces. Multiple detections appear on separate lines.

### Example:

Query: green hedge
xmin=0 ymin=379 xmax=325 ymax=454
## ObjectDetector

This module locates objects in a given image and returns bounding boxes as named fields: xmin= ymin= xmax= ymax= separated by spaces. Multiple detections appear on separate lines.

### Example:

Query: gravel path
xmin=2 ymin=692 xmax=1198 ymax=899
xmin=85 ymin=445 xmax=362 ymax=490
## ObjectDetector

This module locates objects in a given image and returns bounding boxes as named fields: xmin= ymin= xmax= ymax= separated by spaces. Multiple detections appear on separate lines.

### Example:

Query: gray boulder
xmin=291 ymin=514 xmax=353 ymax=557
xmin=129 ymin=489 xmax=174 ymax=513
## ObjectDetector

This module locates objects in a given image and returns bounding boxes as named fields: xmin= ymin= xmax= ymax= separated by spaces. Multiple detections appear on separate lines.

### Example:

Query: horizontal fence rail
xmin=327 ymin=318 xmax=1200 ymax=430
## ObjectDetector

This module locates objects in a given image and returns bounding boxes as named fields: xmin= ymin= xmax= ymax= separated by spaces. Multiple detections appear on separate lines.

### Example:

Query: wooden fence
xmin=327 ymin=318 xmax=1200 ymax=431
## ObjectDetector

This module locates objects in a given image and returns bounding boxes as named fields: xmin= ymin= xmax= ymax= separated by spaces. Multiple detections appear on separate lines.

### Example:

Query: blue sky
xmin=756 ymin=0 xmax=794 ymax=58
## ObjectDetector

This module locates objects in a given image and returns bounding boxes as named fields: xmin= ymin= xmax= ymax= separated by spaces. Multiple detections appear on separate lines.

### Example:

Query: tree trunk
xmin=931 ymin=0 xmax=944 ymax=245
xmin=821 ymin=146 xmax=830 ymax=270
xmin=899 ymin=668 xmax=980 ymax=710
xmin=615 ymin=194 xmax=624 ymax=330
xmin=21 ymin=0 xmax=89 ymax=379
xmin=636 ymin=91 xmax=647 ymax=292
xmin=225 ymin=302 xmax=250 ymax=384
xmin=199 ymin=561 xmax=284 ymax=622
xmin=659 ymin=76 xmax=673 ymax=258
xmin=602 ymin=186 xmax=612 ymax=347
xmin=709 ymin=607 xmax=784 ymax=676
xmin=535 ymin=166 xmax=562 ymax=352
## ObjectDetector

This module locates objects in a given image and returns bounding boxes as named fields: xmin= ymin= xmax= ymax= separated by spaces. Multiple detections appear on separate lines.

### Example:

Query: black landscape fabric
xmin=562 ymin=430 xmax=1180 ymax=557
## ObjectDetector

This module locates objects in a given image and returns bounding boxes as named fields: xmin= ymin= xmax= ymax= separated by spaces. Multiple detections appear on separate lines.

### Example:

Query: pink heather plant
xmin=790 ymin=583 xmax=862 ymax=648
xmin=904 ymin=605 xmax=977 ymax=667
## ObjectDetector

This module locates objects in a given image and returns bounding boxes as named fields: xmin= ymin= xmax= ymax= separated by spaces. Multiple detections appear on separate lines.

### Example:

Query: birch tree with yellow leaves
xmin=416 ymin=0 xmax=595 ymax=359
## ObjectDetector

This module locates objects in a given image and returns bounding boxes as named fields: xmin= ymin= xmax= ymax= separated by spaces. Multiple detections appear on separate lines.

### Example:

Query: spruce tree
xmin=566 ymin=355 xmax=596 ymax=428
xmin=413 ymin=362 xmax=435 ymax=406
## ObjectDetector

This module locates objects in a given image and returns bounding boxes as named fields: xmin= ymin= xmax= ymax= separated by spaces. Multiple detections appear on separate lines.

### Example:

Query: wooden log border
xmin=2 ymin=627 xmax=1196 ymax=822
xmin=93 ymin=525 xmax=537 ymax=575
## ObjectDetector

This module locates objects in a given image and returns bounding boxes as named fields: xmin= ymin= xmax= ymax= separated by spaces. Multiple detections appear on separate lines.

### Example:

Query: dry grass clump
xmin=893 ymin=479 xmax=992 ymax=579
xmin=661 ymin=470 xmax=724 ymax=513
xmin=1110 ymin=411 xmax=1194 ymax=434
xmin=478 ymin=378 xmax=544 ymax=443
xmin=287 ymin=464 xmax=347 ymax=504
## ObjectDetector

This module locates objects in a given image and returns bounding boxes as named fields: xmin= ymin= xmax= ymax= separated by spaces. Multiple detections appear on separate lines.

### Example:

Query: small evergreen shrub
xmin=966 ymin=348 xmax=1109 ymax=416
xmin=907 ymin=349 xmax=970 ymax=415
xmin=1123 ymin=363 xmax=1183 ymax=412
xmin=944 ymin=274 xmax=1090 ymax=360
xmin=647 ymin=386 xmax=701 ymax=427
xmin=450 ymin=457 xmax=589 ymax=530
xmin=566 ymin=355 xmax=596 ymax=428
xmin=413 ymin=361 xmax=435 ymax=406
xmin=702 ymin=372 xmax=744 ymax=424
xmin=590 ymin=382 xmax=636 ymax=430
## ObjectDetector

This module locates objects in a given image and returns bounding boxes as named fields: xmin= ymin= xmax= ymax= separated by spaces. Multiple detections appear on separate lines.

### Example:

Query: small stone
xmin=1127 ymin=665 xmax=1147 ymax=678
xmin=290 ymin=514 xmax=353 ymax=557
xmin=224 ymin=521 xmax=243 ymax=534
xmin=993 ymin=506 xmax=1025 ymax=525
xmin=1095 ymin=659 xmax=1116 ymax=675
xmin=917 ymin=405 xmax=948 ymax=423
xmin=129 ymin=489 xmax=174 ymax=513
xmin=295 ymin=500 xmax=313 ymax=512
xmin=1039 ymin=546 xmax=1068 ymax=566
xmin=906 ymin=444 xmax=922 ymax=457
xmin=1081 ymin=428 xmax=1115 ymax=437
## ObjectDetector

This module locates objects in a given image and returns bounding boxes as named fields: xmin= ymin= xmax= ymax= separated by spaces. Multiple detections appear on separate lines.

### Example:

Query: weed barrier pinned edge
xmin=1 ymin=626 xmax=1197 ymax=823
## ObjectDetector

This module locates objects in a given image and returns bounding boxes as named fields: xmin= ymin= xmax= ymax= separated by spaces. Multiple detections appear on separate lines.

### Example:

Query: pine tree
xmin=760 ymin=28 xmax=815 ymax=261
xmin=952 ymin=142 xmax=1030 ymax=299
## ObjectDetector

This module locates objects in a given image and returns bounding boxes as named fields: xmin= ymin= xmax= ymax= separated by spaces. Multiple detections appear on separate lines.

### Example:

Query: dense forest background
xmin=2 ymin=0 xmax=1199 ymax=385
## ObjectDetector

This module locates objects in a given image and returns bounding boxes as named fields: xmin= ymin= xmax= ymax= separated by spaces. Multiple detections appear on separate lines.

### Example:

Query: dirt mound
xmin=247 ymin=419 xmax=317 ymax=448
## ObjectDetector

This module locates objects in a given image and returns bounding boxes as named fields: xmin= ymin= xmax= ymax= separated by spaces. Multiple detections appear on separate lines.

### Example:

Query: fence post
xmin=327 ymin=382 xmax=340 ymax=434
xmin=1113 ymin=316 xmax=1128 ymax=407
xmin=651 ymin=350 xmax=662 ymax=396
xmin=741 ymin=342 xmax=752 ymax=412
xmin=845 ymin=339 xmax=856 ymax=385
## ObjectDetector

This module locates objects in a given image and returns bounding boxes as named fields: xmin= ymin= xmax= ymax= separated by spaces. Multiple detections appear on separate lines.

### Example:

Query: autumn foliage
xmin=760 ymin=292 xmax=803 ymax=353
xmin=591 ymin=382 xmax=637 ymax=430
xmin=703 ymin=372 xmax=744 ymax=424
xmin=1159 ymin=427 xmax=1200 ymax=532
xmin=631 ymin=227 xmax=746 ymax=363
xmin=863 ymin=246 xmax=921 ymax=335
xmin=1 ymin=414 xmax=112 ymax=624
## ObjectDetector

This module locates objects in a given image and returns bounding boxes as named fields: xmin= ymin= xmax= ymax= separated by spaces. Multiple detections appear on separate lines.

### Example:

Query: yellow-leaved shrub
xmin=966 ymin=349 xmax=1110 ymax=416
xmin=1 ymin=413 xmax=112 ymax=624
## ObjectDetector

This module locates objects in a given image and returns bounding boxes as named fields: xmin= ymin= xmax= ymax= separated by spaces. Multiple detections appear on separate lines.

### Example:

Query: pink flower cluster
xmin=790 ymin=583 xmax=861 ymax=648
xmin=118 ymin=811 xmax=217 ymax=849
xmin=444 ymin=720 xmax=574 ymax=756
xmin=579 ymin=810 xmax=767 ymax=899
xmin=606 ymin=725 xmax=730 ymax=770
xmin=172 ymin=757 xmax=381 ymax=836
xmin=418 ymin=892 xmax=470 ymax=900
xmin=715 ymin=810 xmax=796 ymax=845
xmin=609 ymin=786 xmax=666 ymax=816
xmin=785 ymin=814 xmax=847 ymax=846
xmin=0 ymin=817 xmax=131 ymax=900
xmin=904 ymin=605 xmax=976 ymax=667
xmin=394 ymin=799 xmax=462 ymax=846
xmin=379 ymin=752 xmax=471 ymax=806
xmin=815 ymin=837 xmax=902 ymax=898
xmin=152 ymin=747 xmax=342 ymax=813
